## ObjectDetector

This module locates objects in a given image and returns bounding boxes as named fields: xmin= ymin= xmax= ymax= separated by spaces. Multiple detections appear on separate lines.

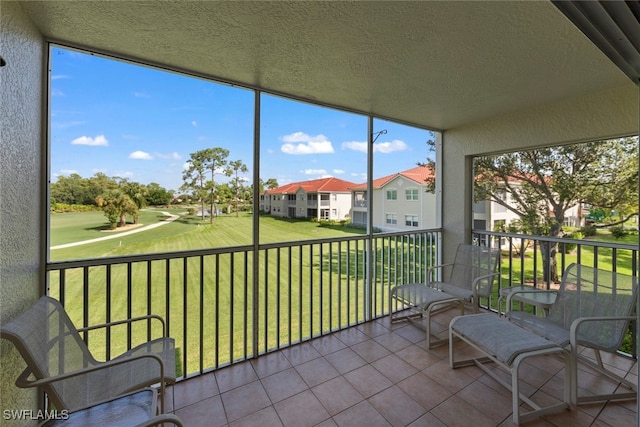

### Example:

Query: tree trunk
xmin=210 ymin=195 xmax=215 ymax=224
xmin=540 ymin=242 xmax=559 ymax=284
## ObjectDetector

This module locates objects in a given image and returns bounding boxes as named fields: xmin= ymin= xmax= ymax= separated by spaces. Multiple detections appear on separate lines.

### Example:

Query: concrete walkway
xmin=50 ymin=211 xmax=180 ymax=250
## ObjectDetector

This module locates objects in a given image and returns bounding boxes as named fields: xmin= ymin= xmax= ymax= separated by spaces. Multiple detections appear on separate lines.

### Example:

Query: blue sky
xmin=50 ymin=46 xmax=435 ymax=192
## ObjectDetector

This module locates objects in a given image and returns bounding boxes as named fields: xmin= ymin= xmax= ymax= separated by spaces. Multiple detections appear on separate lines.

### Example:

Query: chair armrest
xmin=505 ymin=289 xmax=557 ymax=312
xmin=570 ymin=316 xmax=636 ymax=349
xmin=471 ymin=271 xmax=500 ymax=297
xmin=427 ymin=263 xmax=454 ymax=286
xmin=16 ymin=352 xmax=166 ymax=389
xmin=76 ymin=314 xmax=167 ymax=337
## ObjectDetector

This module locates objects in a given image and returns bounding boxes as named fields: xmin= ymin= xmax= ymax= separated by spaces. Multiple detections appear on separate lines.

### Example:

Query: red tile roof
xmin=266 ymin=177 xmax=357 ymax=194
xmin=350 ymin=165 xmax=434 ymax=190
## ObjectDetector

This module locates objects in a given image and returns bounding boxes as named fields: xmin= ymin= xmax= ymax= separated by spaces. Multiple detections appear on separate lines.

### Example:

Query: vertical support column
xmin=252 ymin=90 xmax=261 ymax=357
xmin=636 ymin=81 xmax=639 ymax=424
xmin=365 ymin=116 xmax=374 ymax=320
xmin=434 ymin=132 xmax=443 ymax=279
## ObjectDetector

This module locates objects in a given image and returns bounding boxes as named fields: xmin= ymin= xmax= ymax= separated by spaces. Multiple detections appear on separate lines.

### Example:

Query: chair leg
xmin=425 ymin=300 xmax=464 ymax=349
xmin=573 ymin=349 xmax=637 ymax=404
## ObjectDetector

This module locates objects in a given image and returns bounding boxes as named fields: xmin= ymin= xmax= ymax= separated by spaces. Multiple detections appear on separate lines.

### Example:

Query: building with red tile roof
xmin=261 ymin=177 xmax=356 ymax=221
xmin=351 ymin=165 xmax=438 ymax=231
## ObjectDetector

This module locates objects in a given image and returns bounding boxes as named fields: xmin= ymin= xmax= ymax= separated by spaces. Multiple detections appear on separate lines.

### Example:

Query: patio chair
xmin=390 ymin=244 xmax=500 ymax=347
xmin=1 ymin=296 xmax=176 ymax=413
xmin=506 ymin=263 xmax=637 ymax=404
xmin=39 ymin=388 xmax=184 ymax=426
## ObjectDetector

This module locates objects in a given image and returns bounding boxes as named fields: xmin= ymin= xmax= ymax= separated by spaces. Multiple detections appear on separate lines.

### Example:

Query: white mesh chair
xmin=507 ymin=263 xmax=637 ymax=404
xmin=1 ymin=296 xmax=176 ymax=413
xmin=39 ymin=388 xmax=184 ymax=426
xmin=390 ymin=244 xmax=500 ymax=347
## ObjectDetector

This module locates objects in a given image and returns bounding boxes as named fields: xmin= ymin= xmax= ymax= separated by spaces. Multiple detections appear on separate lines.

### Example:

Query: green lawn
xmin=50 ymin=210 xmax=365 ymax=261
xmin=49 ymin=212 xmax=637 ymax=373
xmin=49 ymin=210 xmax=391 ymax=374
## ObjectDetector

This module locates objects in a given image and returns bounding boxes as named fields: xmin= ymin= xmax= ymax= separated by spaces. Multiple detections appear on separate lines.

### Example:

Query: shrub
xmin=561 ymin=231 xmax=583 ymax=253
xmin=580 ymin=224 xmax=597 ymax=237
xmin=610 ymin=225 xmax=628 ymax=239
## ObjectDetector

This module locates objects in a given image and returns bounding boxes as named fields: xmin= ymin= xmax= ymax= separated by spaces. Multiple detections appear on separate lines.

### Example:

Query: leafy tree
xmin=95 ymin=189 xmax=138 ymax=229
xmin=146 ymin=182 xmax=173 ymax=206
xmin=225 ymin=160 xmax=249 ymax=217
xmin=88 ymin=172 xmax=118 ymax=202
xmin=181 ymin=156 xmax=208 ymax=221
xmin=263 ymin=178 xmax=279 ymax=190
xmin=118 ymin=178 xmax=148 ymax=224
xmin=182 ymin=148 xmax=230 ymax=223
xmin=216 ymin=183 xmax=234 ymax=212
xmin=50 ymin=173 xmax=86 ymax=205
xmin=474 ymin=137 xmax=638 ymax=282
xmin=51 ymin=172 xmax=118 ymax=205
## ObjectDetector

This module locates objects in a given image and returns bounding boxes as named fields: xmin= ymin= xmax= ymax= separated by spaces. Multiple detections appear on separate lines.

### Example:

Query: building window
xmin=386 ymin=213 xmax=397 ymax=225
xmin=386 ymin=189 xmax=397 ymax=201
xmin=405 ymin=188 xmax=418 ymax=201
xmin=405 ymin=215 xmax=418 ymax=227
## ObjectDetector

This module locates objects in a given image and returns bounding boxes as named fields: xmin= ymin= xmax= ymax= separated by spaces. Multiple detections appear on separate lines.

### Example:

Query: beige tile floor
xmin=166 ymin=309 xmax=637 ymax=426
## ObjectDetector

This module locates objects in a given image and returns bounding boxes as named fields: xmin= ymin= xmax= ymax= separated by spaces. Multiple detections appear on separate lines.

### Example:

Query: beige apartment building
xmin=351 ymin=165 xmax=437 ymax=232
xmin=260 ymin=177 xmax=356 ymax=221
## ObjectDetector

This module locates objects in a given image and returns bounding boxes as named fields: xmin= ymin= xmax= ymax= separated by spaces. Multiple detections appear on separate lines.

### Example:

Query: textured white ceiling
xmin=18 ymin=0 xmax=629 ymax=130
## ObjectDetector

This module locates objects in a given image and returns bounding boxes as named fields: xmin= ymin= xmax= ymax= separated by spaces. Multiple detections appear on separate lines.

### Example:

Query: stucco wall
xmin=0 ymin=2 xmax=45 ymax=425
xmin=442 ymin=82 xmax=638 ymax=262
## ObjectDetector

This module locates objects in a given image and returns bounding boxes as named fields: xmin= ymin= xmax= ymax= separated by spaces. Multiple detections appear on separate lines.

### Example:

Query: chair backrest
xmin=447 ymin=244 xmax=500 ymax=297
xmin=0 ymin=296 xmax=98 ymax=409
xmin=548 ymin=263 xmax=638 ymax=352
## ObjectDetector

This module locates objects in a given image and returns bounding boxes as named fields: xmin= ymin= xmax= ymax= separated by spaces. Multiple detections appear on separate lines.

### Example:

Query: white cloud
xmin=51 ymin=75 xmax=70 ymax=80
xmin=51 ymin=88 xmax=65 ymax=97
xmin=192 ymin=121 xmax=198 ymax=127
xmin=156 ymin=152 xmax=181 ymax=160
xmin=71 ymin=135 xmax=109 ymax=146
xmin=373 ymin=139 xmax=409 ymax=153
xmin=333 ymin=169 xmax=345 ymax=175
xmin=129 ymin=150 xmax=153 ymax=160
xmin=281 ymin=132 xmax=335 ymax=155
xmin=302 ymin=169 xmax=327 ymax=175
xmin=341 ymin=139 xmax=409 ymax=154
xmin=341 ymin=141 xmax=367 ymax=153
xmin=134 ymin=92 xmax=150 ymax=98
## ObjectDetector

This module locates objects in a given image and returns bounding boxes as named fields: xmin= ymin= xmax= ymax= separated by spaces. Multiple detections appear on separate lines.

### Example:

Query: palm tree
xmin=95 ymin=190 xmax=138 ymax=229
xmin=226 ymin=159 xmax=249 ymax=217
